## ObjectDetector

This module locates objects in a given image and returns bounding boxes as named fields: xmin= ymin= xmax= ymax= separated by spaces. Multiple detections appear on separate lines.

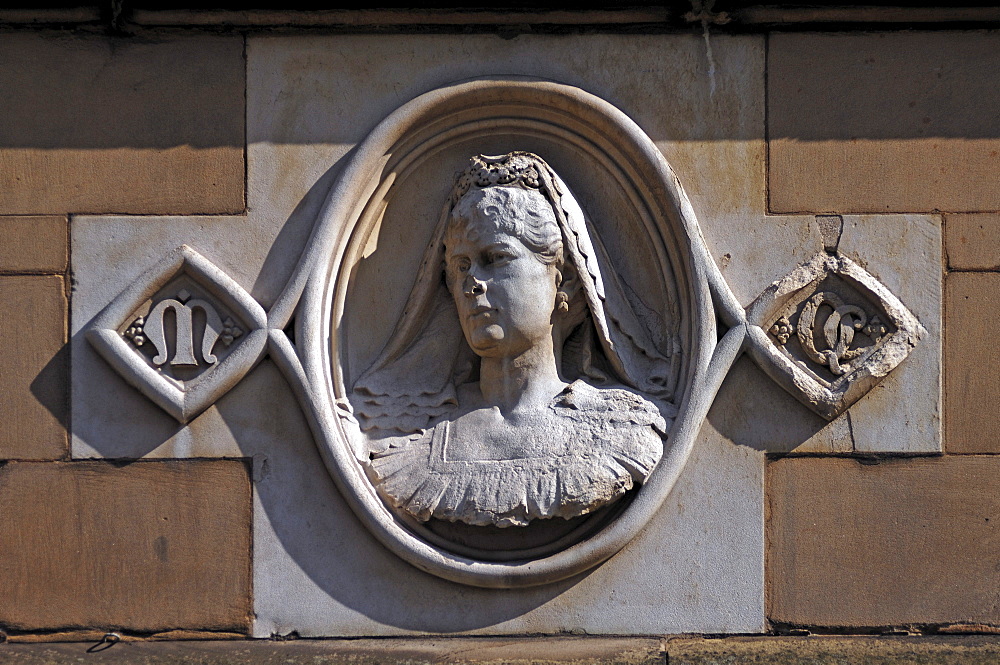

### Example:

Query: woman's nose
xmin=464 ymin=274 xmax=486 ymax=296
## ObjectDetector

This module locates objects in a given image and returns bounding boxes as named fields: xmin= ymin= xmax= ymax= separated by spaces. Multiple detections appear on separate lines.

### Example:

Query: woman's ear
xmin=556 ymin=260 xmax=581 ymax=302
xmin=554 ymin=260 xmax=581 ymax=315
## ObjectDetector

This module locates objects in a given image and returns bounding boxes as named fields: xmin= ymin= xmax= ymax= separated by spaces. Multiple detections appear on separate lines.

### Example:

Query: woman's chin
xmin=467 ymin=327 xmax=506 ymax=354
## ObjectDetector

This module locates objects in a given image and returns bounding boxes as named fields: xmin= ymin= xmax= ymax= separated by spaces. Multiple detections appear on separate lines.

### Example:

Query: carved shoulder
xmin=552 ymin=380 xmax=669 ymax=436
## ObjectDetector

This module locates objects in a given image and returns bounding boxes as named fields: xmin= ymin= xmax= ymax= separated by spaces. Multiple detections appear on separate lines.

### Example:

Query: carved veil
xmin=351 ymin=152 xmax=680 ymax=435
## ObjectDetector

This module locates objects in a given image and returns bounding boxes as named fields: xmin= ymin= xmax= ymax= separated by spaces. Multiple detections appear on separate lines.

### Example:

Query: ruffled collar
xmin=365 ymin=381 xmax=669 ymax=527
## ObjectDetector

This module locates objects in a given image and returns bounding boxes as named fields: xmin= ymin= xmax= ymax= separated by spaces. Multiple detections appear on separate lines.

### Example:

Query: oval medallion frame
xmin=294 ymin=77 xmax=717 ymax=588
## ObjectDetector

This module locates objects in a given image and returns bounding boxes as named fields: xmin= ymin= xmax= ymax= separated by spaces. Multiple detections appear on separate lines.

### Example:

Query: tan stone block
xmin=0 ymin=216 xmax=67 ymax=273
xmin=767 ymin=456 xmax=1000 ymax=627
xmin=945 ymin=273 xmax=1000 ymax=453
xmin=947 ymin=214 xmax=1000 ymax=271
xmin=0 ymin=34 xmax=244 ymax=215
xmin=0 ymin=461 xmax=251 ymax=632
xmin=769 ymin=32 xmax=1000 ymax=213
xmin=0 ymin=276 xmax=67 ymax=460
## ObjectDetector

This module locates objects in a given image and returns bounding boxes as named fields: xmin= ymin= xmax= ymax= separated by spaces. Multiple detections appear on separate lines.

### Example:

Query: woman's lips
xmin=468 ymin=305 xmax=495 ymax=320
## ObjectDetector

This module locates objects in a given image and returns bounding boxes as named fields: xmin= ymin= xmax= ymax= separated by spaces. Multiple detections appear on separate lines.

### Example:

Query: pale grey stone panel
xmin=837 ymin=214 xmax=942 ymax=454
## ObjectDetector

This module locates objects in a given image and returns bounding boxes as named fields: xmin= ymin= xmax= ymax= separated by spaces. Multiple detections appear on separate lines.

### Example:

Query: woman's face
xmin=444 ymin=190 xmax=561 ymax=360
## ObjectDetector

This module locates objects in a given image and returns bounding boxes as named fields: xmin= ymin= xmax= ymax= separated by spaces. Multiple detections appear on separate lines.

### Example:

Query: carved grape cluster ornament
xmin=85 ymin=79 xmax=925 ymax=587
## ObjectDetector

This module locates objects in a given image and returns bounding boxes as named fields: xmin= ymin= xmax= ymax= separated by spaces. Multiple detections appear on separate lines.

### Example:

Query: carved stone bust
xmin=351 ymin=152 xmax=676 ymax=530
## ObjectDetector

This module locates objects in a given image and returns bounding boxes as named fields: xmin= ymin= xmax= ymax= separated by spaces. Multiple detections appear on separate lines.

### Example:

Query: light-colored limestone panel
xmin=243 ymin=33 xmax=764 ymax=635
xmin=769 ymin=32 xmax=1000 ymax=213
xmin=0 ymin=460 xmax=251 ymax=632
xmin=707 ymin=356 xmax=853 ymax=455
xmin=0 ymin=216 xmax=67 ymax=273
xmin=946 ymin=213 xmax=1000 ymax=271
xmin=837 ymin=214 xmax=942 ymax=453
xmin=0 ymin=34 xmax=244 ymax=215
xmin=252 ymin=402 xmax=763 ymax=637
xmin=703 ymin=212 xmax=939 ymax=454
xmin=701 ymin=214 xmax=824 ymax=310
xmin=0 ymin=275 xmax=67 ymax=460
xmin=767 ymin=456 xmax=1000 ymax=627
xmin=945 ymin=273 xmax=1000 ymax=454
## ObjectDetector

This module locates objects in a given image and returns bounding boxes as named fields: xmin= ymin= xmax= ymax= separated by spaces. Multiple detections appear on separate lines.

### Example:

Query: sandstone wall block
xmin=0 ymin=460 xmax=252 ymax=632
xmin=945 ymin=272 xmax=1000 ymax=453
xmin=0 ymin=216 xmax=67 ymax=273
xmin=767 ymin=456 xmax=1000 ymax=627
xmin=946 ymin=214 xmax=1000 ymax=271
xmin=0 ymin=275 xmax=67 ymax=460
xmin=0 ymin=34 xmax=245 ymax=215
xmin=769 ymin=32 xmax=1000 ymax=213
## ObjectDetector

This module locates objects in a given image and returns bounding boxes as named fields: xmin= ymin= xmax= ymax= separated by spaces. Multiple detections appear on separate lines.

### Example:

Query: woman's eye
xmin=487 ymin=252 xmax=512 ymax=265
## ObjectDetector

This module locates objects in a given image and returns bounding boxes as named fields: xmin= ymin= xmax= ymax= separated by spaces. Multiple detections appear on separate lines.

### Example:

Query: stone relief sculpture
xmin=86 ymin=78 xmax=925 ymax=587
xmin=746 ymin=252 xmax=924 ymax=420
xmin=86 ymin=245 xmax=268 ymax=423
xmin=351 ymin=153 xmax=676 ymax=528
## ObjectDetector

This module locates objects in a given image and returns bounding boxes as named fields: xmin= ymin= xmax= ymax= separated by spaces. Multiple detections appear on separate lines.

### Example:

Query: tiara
xmin=449 ymin=152 xmax=558 ymax=206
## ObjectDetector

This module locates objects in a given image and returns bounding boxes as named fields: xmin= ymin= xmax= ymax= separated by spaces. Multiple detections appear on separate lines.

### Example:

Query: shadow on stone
xmin=28 ymin=340 xmax=70 ymax=433
xmin=707 ymin=356 xmax=852 ymax=454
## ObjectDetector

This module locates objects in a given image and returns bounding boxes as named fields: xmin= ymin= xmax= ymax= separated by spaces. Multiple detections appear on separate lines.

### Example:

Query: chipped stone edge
xmin=744 ymin=252 xmax=926 ymax=421
xmin=85 ymin=245 xmax=269 ymax=424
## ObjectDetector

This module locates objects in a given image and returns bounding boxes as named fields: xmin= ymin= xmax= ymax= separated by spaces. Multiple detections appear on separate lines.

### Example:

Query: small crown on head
xmin=450 ymin=152 xmax=556 ymax=206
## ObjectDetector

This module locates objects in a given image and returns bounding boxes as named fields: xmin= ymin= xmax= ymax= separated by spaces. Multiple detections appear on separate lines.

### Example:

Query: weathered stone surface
xmin=767 ymin=456 xmax=1000 ymax=627
xmin=3 ymin=636 xmax=1000 ymax=664
xmin=669 ymin=636 xmax=1000 ymax=665
xmin=0 ymin=34 xmax=244 ymax=215
xmin=746 ymin=251 xmax=926 ymax=424
xmin=704 ymin=214 xmax=823 ymax=310
xmin=70 ymin=216 xmax=274 ymax=458
xmin=72 ymin=349 xmax=759 ymax=636
xmin=0 ymin=638 xmax=664 ymax=665
xmin=946 ymin=214 xmax=1000 ymax=271
xmin=74 ymin=33 xmax=766 ymax=454
xmin=712 ymin=214 xmax=940 ymax=454
xmin=0 ymin=276 xmax=66 ymax=460
xmin=836 ymin=214 xmax=942 ymax=453
xmin=355 ymin=153 xmax=671 ymax=531
xmin=243 ymin=40 xmax=768 ymax=558
xmin=68 ymin=34 xmax=768 ymax=635
xmin=769 ymin=32 xmax=1000 ymax=213
xmin=0 ymin=217 xmax=67 ymax=273
xmin=0 ymin=461 xmax=251 ymax=632
xmin=945 ymin=273 xmax=1000 ymax=453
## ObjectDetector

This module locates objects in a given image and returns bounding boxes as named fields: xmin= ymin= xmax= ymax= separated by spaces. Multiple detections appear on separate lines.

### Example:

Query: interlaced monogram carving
xmin=747 ymin=251 xmax=920 ymax=422
xmin=767 ymin=290 xmax=891 ymax=378
xmin=796 ymin=291 xmax=869 ymax=376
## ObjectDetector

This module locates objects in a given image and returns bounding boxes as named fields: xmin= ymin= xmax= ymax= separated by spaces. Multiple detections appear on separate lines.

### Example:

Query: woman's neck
xmin=478 ymin=342 xmax=566 ymax=416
